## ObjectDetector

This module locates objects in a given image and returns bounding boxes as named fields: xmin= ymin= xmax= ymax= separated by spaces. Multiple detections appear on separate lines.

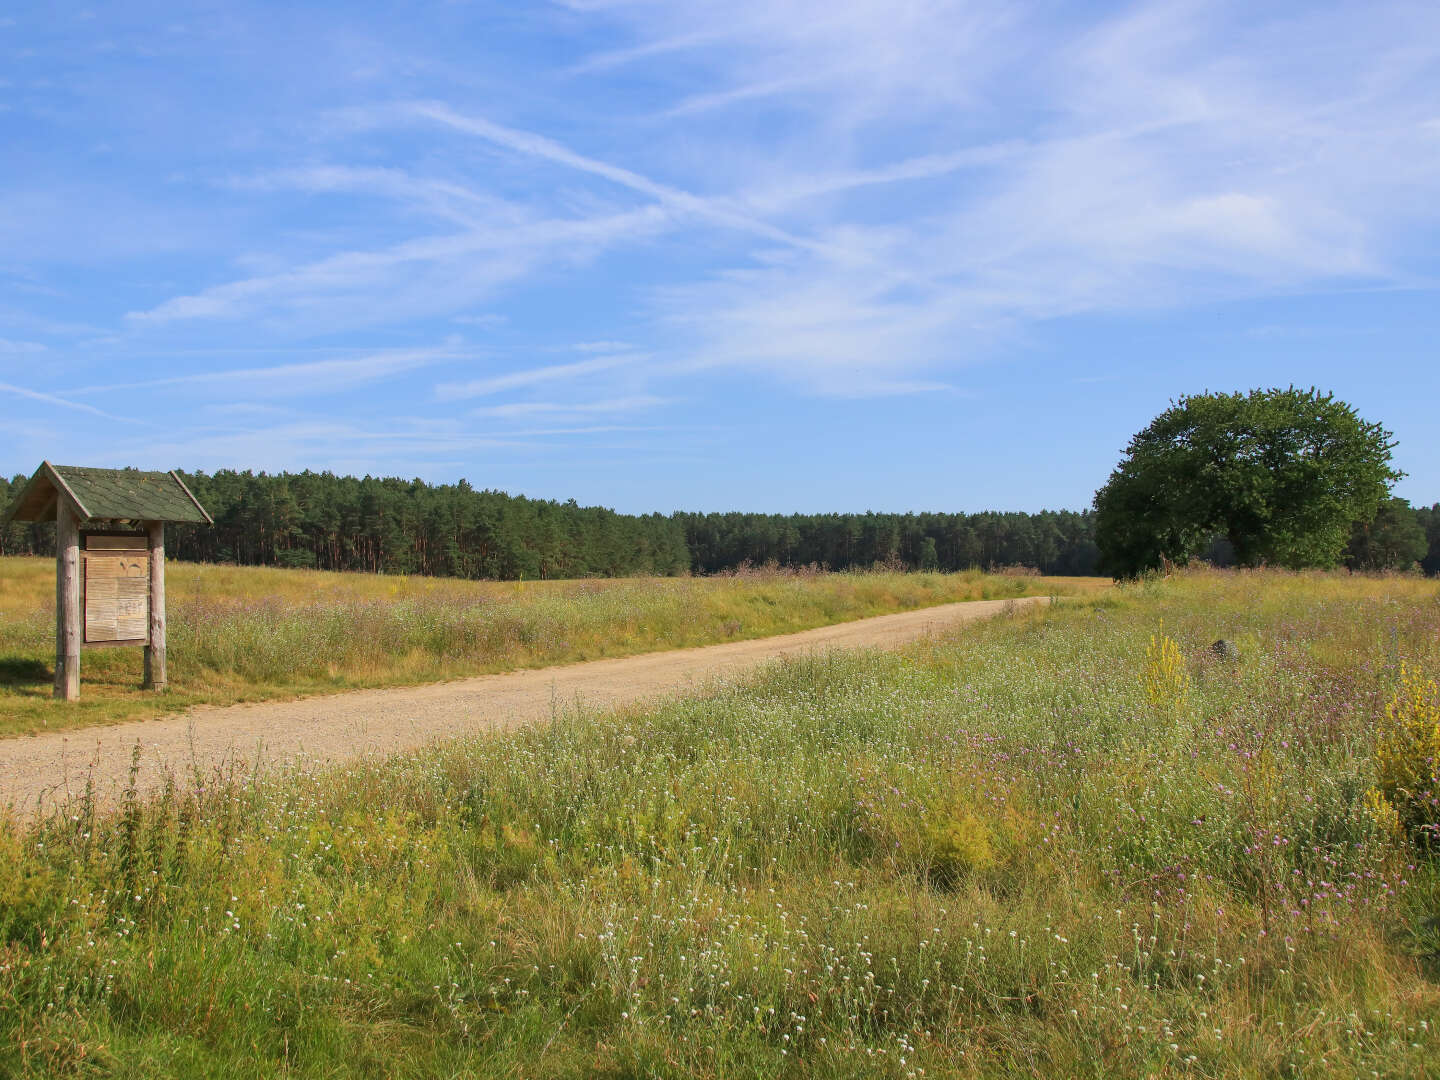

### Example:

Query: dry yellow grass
xmin=0 ymin=556 xmax=1106 ymax=736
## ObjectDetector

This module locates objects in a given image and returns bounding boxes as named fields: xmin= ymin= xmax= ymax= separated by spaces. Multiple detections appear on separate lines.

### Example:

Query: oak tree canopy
xmin=1094 ymin=388 xmax=1401 ymax=577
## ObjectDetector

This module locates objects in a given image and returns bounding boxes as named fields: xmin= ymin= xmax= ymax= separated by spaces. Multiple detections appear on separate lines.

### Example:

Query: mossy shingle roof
xmin=2 ymin=463 xmax=212 ymax=525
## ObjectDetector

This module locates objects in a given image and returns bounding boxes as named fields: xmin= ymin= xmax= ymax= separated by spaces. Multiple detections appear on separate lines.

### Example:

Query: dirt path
xmin=0 ymin=595 xmax=1047 ymax=813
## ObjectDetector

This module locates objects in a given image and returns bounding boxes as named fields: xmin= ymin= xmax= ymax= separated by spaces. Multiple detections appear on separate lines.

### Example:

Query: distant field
xmin=0 ymin=557 xmax=1105 ymax=736
xmin=1 ymin=569 xmax=1437 ymax=1077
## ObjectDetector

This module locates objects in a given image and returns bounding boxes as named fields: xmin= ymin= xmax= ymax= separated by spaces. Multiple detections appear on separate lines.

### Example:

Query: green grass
xmin=2 ymin=569 xmax=1439 ymax=1077
xmin=0 ymin=557 xmax=1102 ymax=736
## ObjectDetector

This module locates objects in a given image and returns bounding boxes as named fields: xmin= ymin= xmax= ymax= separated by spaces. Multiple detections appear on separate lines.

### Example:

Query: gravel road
xmin=0 ymin=595 xmax=1047 ymax=812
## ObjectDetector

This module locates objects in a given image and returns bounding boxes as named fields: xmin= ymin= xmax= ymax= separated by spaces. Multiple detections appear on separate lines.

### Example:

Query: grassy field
xmin=0 ymin=558 xmax=1102 ymax=736
xmin=2 ymin=568 xmax=1438 ymax=1077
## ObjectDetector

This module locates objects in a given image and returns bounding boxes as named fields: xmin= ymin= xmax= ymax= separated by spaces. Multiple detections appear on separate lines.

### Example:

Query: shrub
xmin=921 ymin=799 xmax=996 ymax=887
xmin=1374 ymin=661 xmax=1440 ymax=846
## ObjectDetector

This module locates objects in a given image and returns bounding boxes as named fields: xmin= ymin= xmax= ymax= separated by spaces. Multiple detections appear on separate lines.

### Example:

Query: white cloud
xmin=569 ymin=341 xmax=632 ymax=353
xmin=396 ymin=101 xmax=829 ymax=255
xmin=436 ymin=353 xmax=640 ymax=400
xmin=570 ymin=0 xmax=1018 ymax=117
xmin=70 ymin=348 xmax=456 ymax=398
xmin=0 ymin=338 xmax=46 ymax=354
xmin=0 ymin=381 xmax=138 ymax=422
xmin=470 ymin=394 xmax=668 ymax=418
xmin=225 ymin=165 xmax=519 ymax=229
xmin=101 ymin=415 xmax=673 ymax=479
xmin=657 ymin=75 xmax=820 ymax=119
xmin=563 ymin=25 xmax=727 ymax=75
xmin=201 ymin=402 xmax=300 ymax=418
xmin=125 ymin=206 xmax=671 ymax=330
xmin=106 ymin=422 xmax=515 ymax=477
xmin=737 ymin=143 xmax=1023 ymax=214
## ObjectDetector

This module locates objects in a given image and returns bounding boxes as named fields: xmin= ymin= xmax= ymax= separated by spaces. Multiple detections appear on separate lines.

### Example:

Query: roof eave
xmin=169 ymin=470 xmax=214 ymax=525
xmin=44 ymin=462 xmax=94 ymax=520
xmin=1 ymin=460 xmax=90 ymax=527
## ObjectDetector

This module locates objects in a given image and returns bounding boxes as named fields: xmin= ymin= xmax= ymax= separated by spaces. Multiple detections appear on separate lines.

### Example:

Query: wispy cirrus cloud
xmin=569 ymin=341 xmax=633 ymax=354
xmin=436 ymin=353 xmax=641 ymax=401
xmin=121 ymin=1 xmax=1440 ymax=401
xmin=562 ymin=25 xmax=727 ymax=76
xmin=0 ymin=381 xmax=139 ymax=422
xmin=124 ymin=205 xmax=672 ymax=330
xmin=575 ymin=0 xmax=1440 ymax=392
xmin=0 ymin=338 xmax=47 ymax=355
xmin=103 ymin=416 xmax=677 ymax=480
xmin=223 ymin=165 xmax=521 ymax=229
xmin=104 ymin=420 xmax=526 ymax=478
xmin=470 ymin=394 xmax=668 ymax=419
xmin=393 ymin=101 xmax=834 ymax=256
xmin=69 ymin=348 xmax=458 ymax=398
xmin=570 ymin=0 xmax=1027 ymax=133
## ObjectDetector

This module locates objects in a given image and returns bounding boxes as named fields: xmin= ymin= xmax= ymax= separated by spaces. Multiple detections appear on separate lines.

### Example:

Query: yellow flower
xmin=1143 ymin=628 xmax=1190 ymax=712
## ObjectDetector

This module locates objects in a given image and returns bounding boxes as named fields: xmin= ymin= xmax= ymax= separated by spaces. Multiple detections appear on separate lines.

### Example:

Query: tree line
xmin=675 ymin=509 xmax=1101 ymax=575
xmin=1 ymin=468 xmax=1435 ymax=578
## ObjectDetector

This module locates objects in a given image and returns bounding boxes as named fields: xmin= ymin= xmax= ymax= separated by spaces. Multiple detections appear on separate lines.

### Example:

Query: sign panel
xmin=84 ymin=552 xmax=149 ymax=644
xmin=87 ymin=535 xmax=146 ymax=551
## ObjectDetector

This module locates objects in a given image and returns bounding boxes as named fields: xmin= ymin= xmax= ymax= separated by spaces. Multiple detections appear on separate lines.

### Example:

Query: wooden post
xmin=143 ymin=520 xmax=166 ymax=690
xmin=55 ymin=500 xmax=81 ymax=701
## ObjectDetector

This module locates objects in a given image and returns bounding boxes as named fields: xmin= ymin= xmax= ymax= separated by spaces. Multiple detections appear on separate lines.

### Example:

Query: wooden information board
xmin=83 ymin=535 xmax=149 ymax=646
xmin=2 ymin=463 xmax=212 ymax=699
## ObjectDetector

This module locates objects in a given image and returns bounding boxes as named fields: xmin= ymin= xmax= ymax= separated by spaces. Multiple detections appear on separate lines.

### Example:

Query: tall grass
xmin=1 ymin=569 xmax=1437 ymax=1077
xmin=0 ymin=557 xmax=1101 ymax=735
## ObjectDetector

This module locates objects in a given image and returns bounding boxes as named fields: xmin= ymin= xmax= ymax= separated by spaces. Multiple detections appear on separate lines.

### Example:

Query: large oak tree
xmin=1094 ymin=388 xmax=1401 ymax=577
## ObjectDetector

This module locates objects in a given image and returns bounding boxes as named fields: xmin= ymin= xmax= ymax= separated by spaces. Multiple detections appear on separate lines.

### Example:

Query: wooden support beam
xmin=143 ymin=520 xmax=167 ymax=691
xmin=55 ymin=500 xmax=81 ymax=701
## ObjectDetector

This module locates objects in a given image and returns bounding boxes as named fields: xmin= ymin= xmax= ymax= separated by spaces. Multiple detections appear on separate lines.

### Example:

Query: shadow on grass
xmin=0 ymin=656 xmax=53 ymax=689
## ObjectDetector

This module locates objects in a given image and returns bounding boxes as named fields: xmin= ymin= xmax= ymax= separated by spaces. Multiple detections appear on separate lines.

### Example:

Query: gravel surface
xmin=0 ymin=595 xmax=1047 ymax=813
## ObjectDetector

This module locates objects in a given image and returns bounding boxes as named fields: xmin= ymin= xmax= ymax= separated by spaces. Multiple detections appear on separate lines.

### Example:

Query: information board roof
xmin=2 ymin=462 xmax=213 ymax=525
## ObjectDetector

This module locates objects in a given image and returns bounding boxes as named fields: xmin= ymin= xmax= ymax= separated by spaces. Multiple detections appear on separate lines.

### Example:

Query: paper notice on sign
xmin=85 ymin=554 xmax=149 ymax=643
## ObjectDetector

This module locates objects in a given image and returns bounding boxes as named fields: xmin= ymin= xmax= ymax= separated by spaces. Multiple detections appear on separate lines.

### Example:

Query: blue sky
xmin=3 ymin=0 xmax=1438 ymax=514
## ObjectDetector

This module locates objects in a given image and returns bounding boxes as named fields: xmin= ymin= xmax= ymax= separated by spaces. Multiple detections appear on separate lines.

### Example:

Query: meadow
xmin=2 ymin=569 xmax=1438 ymax=1077
xmin=0 ymin=557 xmax=1099 ymax=736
